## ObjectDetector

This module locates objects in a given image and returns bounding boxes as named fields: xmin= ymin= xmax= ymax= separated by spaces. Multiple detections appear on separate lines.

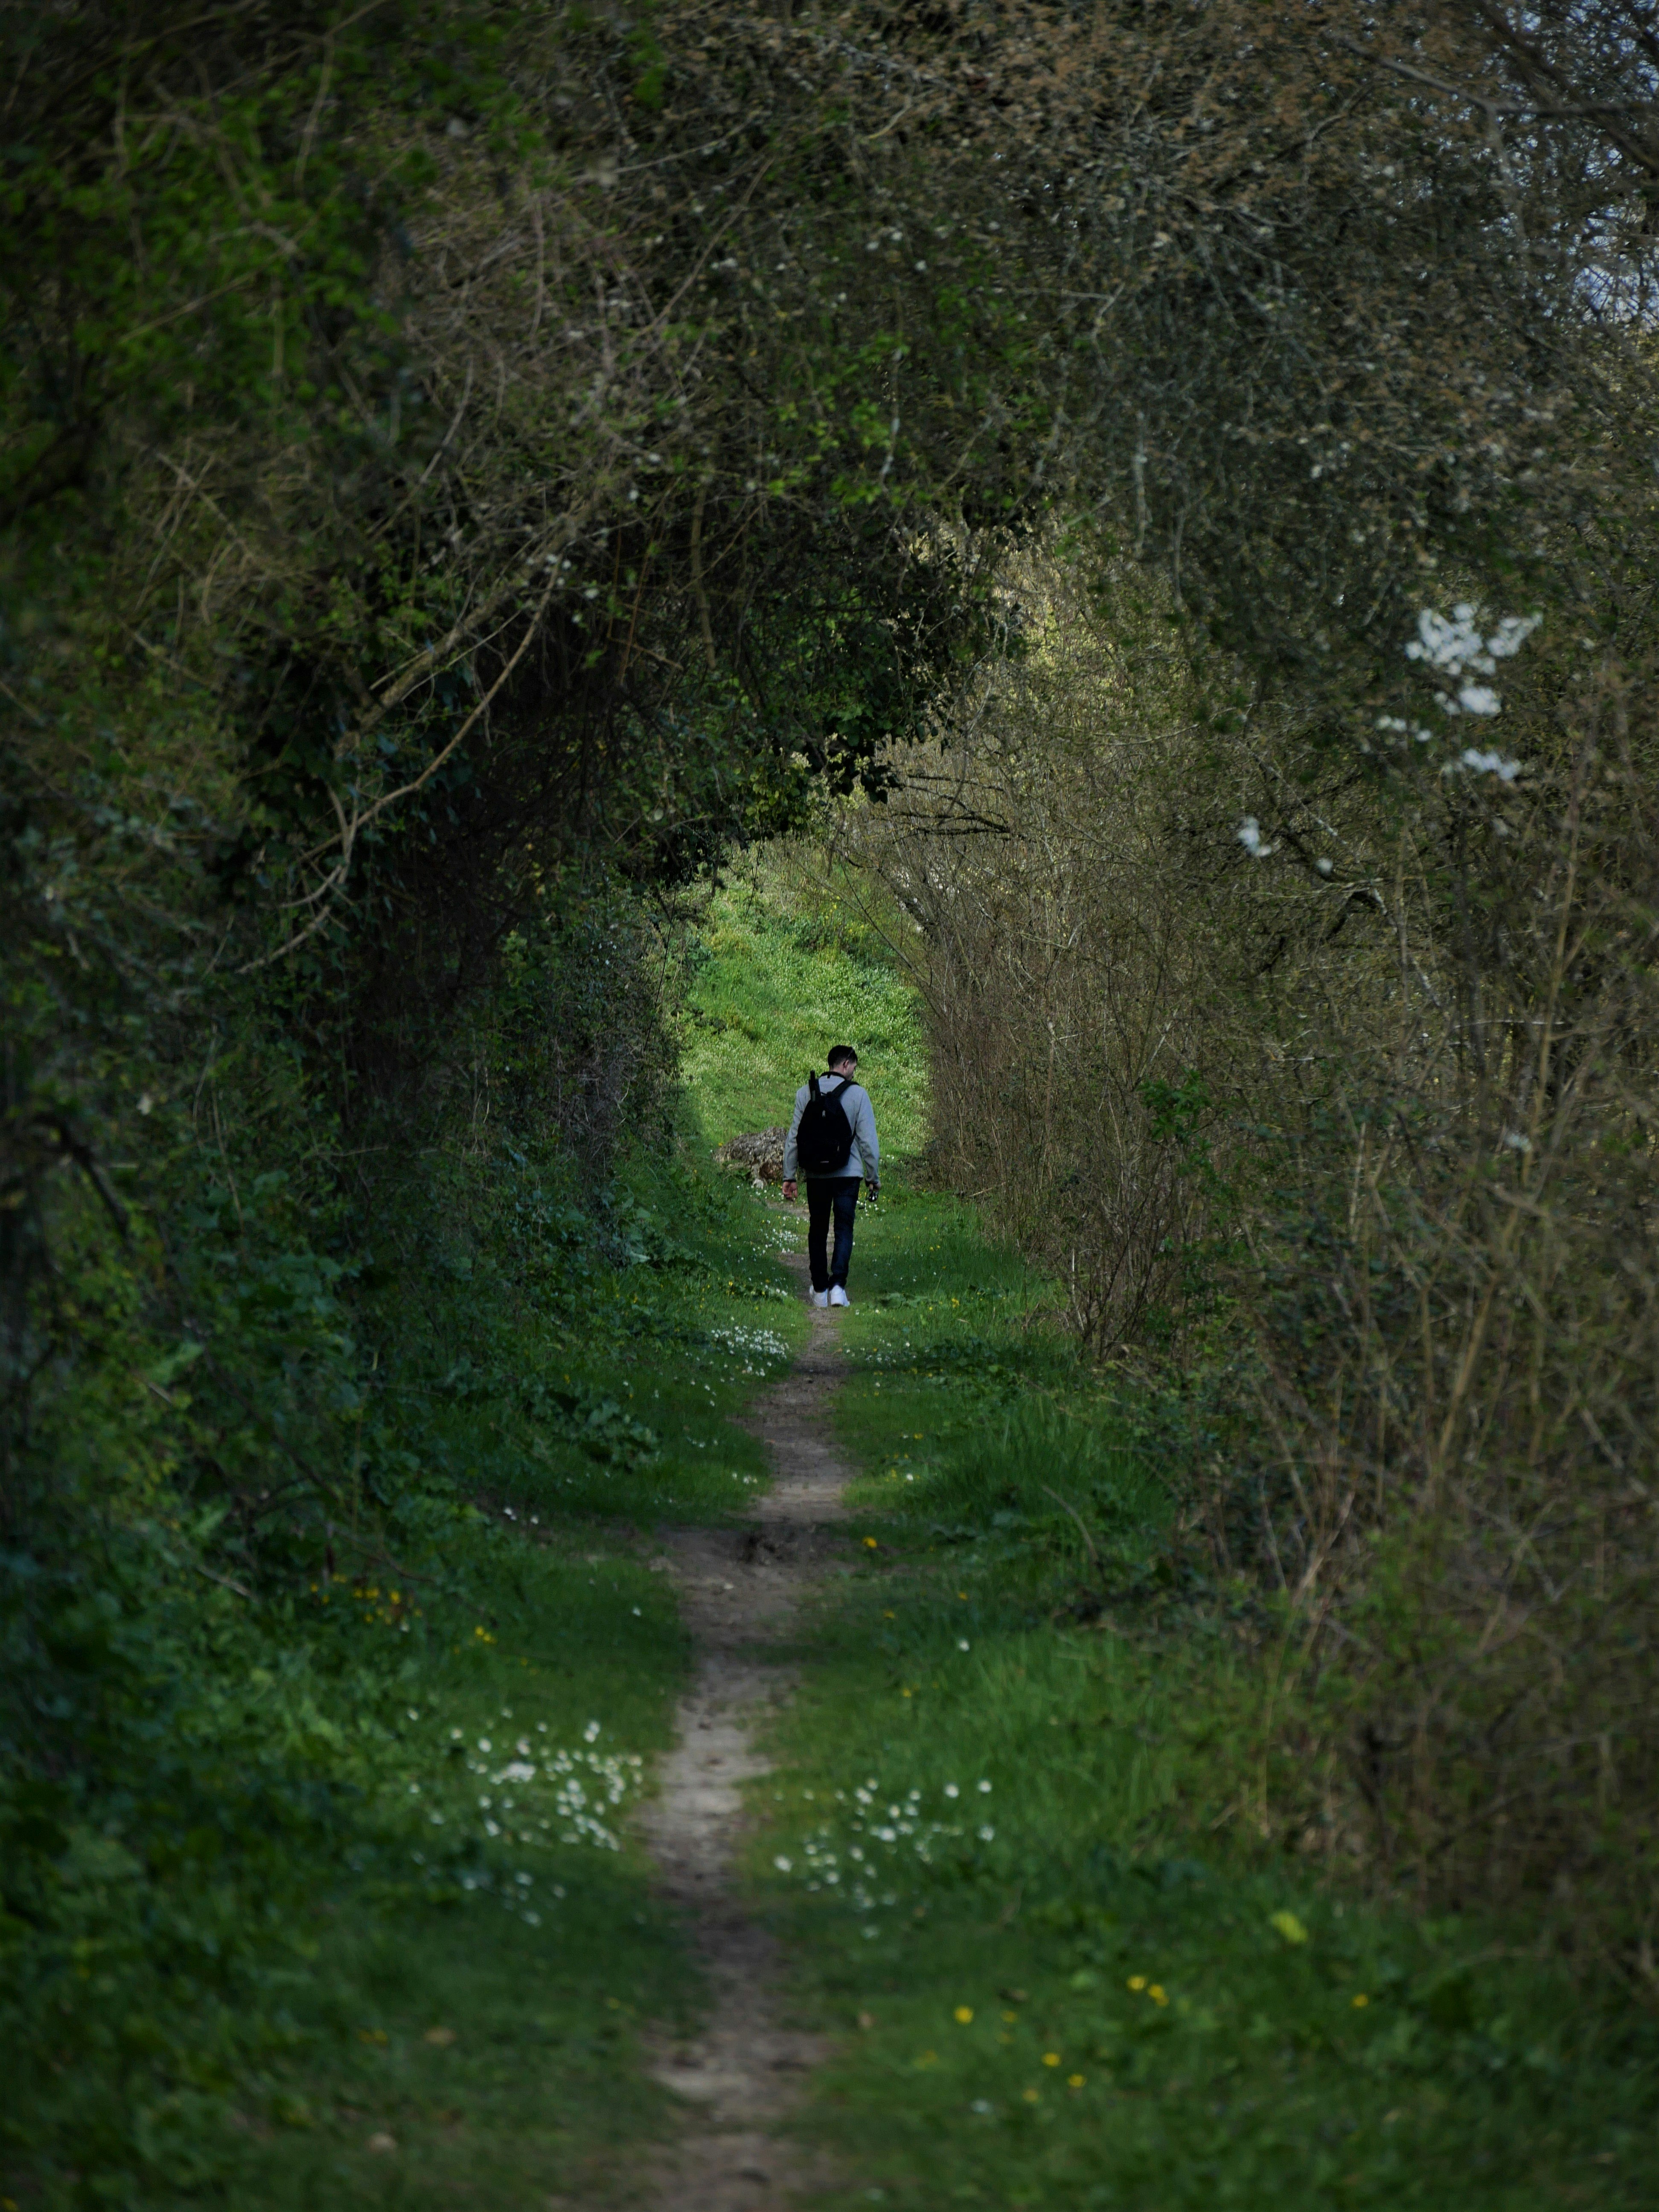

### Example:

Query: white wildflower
xmin=1237 ymin=816 xmax=1275 ymax=859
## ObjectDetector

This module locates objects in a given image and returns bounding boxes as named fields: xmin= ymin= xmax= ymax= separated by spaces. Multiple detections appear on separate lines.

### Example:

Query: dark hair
xmin=827 ymin=1045 xmax=858 ymax=1070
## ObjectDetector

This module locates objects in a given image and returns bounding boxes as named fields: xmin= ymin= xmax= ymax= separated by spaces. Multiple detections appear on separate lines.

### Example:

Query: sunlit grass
xmin=681 ymin=877 xmax=928 ymax=1154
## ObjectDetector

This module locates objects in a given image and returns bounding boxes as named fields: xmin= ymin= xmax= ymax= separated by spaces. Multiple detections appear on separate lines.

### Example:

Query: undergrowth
xmin=3 ymin=1134 xmax=802 ymax=2210
xmin=752 ymin=1184 xmax=1659 ymax=2211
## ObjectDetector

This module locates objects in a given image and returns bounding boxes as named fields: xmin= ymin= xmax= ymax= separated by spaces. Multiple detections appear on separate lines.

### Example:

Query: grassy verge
xmin=231 ymin=1541 xmax=694 ymax=2211
xmin=239 ymin=1158 xmax=810 ymax=2208
xmin=749 ymin=1182 xmax=1659 ymax=2211
xmin=8 ymin=1151 xmax=805 ymax=2212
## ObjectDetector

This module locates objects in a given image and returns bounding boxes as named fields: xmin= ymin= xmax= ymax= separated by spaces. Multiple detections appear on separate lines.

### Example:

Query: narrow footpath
xmin=637 ymin=1256 xmax=848 ymax=2210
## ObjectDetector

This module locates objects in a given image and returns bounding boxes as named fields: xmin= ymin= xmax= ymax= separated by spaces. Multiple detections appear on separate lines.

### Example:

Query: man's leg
xmin=806 ymin=1180 xmax=833 ymax=1293
xmin=829 ymin=1177 xmax=860 ymax=1289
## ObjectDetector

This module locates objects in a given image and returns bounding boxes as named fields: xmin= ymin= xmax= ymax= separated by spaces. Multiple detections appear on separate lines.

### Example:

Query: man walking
xmin=781 ymin=1046 xmax=879 ymax=1310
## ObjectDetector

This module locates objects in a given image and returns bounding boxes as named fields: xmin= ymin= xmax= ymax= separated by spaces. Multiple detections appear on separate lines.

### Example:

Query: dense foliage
xmin=7 ymin=0 xmax=1659 ymax=2195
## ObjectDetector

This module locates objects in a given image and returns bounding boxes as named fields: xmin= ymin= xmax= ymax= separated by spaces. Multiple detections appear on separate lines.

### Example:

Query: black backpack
xmin=796 ymin=1072 xmax=855 ymax=1176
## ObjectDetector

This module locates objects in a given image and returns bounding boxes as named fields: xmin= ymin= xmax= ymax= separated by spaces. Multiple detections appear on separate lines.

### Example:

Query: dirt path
xmin=636 ymin=1256 xmax=851 ymax=2210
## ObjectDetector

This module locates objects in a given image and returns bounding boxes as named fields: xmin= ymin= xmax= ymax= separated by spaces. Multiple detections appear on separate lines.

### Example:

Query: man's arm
xmin=852 ymin=1086 xmax=879 ymax=1186
xmin=781 ymin=1087 xmax=806 ymax=1197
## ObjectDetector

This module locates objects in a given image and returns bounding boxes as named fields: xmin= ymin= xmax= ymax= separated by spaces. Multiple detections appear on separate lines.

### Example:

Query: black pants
xmin=807 ymin=1176 xmax=861 ymax=1292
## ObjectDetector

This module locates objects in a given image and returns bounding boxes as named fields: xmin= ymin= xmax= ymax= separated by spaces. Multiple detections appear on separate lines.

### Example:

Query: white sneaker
xmin=829 ymin=1285 xmax=850 ymax=1308
xmin=811 ymin=1289 xmax=829 ymax=1309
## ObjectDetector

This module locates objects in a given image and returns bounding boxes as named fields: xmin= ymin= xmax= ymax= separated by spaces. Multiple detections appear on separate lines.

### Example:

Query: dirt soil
xmin=635 ymin=1254 xmax=853 ymax=2210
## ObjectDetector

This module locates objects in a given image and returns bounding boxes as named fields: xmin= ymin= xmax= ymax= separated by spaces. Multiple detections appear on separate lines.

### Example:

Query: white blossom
xmin=1445 ymin=748 xmax=1522 ymax=781
xmin=1406 ymin=603 xmax=1538 ymax=678
xmin=1455 ymin=684 xmax=1502 ymax=717
xmin=1403 ymin=605 xmax=1540 ymax=725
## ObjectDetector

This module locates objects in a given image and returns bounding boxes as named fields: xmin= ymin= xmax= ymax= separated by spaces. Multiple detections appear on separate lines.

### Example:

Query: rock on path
xmin=636 ymin=1252 xmax=850 ymax=2210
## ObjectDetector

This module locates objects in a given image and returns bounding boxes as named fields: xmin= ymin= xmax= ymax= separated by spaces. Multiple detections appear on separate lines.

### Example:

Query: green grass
xmin=393 ymin=1157 xmax=806 ymax=1528
xmin=67 ymin=855 xmax=1658 ymax=2212
xmin=744 ymin=1185 xmax=1659 ymax=2211
xmin=232 ymin=1545 xmax=696 ymax=2207
xmin=192 ymin=879 xmax=896 ymax=2211
xmin=224 ymin=1161 xmax=814 ymax=2208
xmin=681 ymin=867 xmax=928 ymax=1155
xmin=8 ymin=1142 xmax=812 ymax=2212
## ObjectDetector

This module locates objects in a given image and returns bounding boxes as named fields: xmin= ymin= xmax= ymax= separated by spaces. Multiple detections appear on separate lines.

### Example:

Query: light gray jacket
xmin=783 ymin=1074 xmax=879 ymax=1183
